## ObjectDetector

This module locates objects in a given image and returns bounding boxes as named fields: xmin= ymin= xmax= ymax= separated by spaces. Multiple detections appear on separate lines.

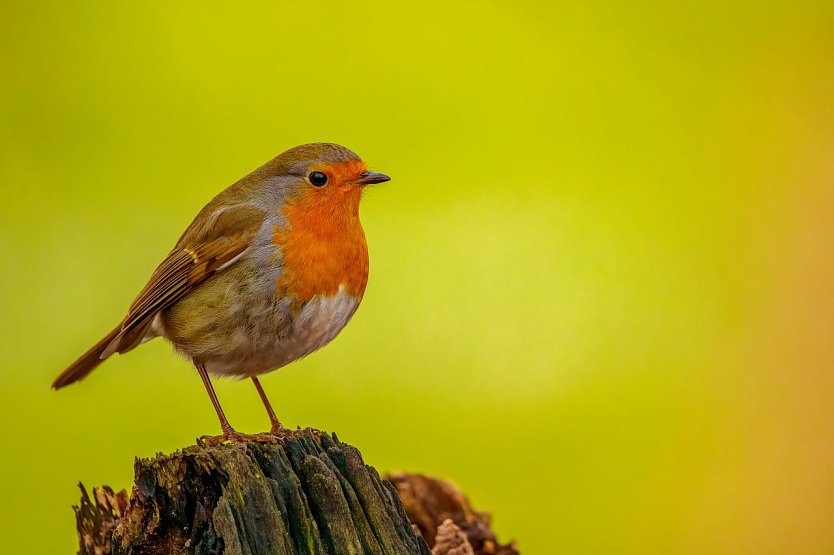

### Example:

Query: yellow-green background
xmin=2 ymin=1 xmax=834 ymax=553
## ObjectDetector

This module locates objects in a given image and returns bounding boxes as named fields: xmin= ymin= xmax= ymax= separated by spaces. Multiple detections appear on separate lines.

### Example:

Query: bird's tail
xmin=52 ymin=325 xmax=122 ymax=389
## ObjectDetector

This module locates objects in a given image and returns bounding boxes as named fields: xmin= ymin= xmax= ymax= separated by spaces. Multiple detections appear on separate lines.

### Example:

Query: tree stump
xmin=73 ymin=428 xmax=517 ymax=554
xmin=76 ymin=429 xmax=430 ymax=554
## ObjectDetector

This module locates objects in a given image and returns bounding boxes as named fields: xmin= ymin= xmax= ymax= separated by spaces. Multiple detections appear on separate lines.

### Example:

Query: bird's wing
xmin=102 ymin=203 xmax=266 ymax=357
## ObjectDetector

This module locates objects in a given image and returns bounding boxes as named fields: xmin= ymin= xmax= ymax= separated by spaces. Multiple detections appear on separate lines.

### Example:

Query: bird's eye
xmin=309 ymin=171 xmax=328 ymax=187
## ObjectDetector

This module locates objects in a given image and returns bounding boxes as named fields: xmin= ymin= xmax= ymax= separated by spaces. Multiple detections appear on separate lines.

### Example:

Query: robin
xmin=52 ymin=143 xmax=390 ymax=440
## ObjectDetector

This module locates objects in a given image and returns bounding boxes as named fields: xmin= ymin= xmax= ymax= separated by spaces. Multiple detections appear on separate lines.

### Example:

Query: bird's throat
xmin=274 ymin=188 xmax=369 ymax=302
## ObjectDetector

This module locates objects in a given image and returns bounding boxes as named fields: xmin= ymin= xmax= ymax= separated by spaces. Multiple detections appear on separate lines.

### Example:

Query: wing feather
xmin=102 ymin=204 xmax=265 ymax=357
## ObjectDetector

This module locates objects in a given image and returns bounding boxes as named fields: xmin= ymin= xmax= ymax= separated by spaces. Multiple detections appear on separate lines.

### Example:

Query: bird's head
xmin=265 ymin=143 xmax=390 ymax=213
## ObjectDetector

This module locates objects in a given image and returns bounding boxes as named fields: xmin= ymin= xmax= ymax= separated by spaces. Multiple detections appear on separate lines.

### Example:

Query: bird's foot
xmin=236 ymin=432 xmax=280 ymax=443
xmin=197 ymin=430 xmax=278 ymax=447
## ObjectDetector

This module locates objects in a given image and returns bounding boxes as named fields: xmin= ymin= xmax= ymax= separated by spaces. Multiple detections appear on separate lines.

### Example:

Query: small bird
xmin=52 ymin=143 xmax=390 ymax=440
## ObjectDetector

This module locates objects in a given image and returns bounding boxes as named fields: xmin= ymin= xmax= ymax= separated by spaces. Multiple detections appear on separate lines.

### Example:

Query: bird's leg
xmin=251 ymin=376 xmax=284 ymax=434
xmin=195 ymin=361 xmax=241 ymax=440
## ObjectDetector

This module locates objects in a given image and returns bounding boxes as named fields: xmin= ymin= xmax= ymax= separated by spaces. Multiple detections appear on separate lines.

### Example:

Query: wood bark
xmin=73 ymin=428 xmax=517 ymax=554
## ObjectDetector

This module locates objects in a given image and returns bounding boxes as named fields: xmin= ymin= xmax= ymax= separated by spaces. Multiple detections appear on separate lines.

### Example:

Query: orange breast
xmin=274 ymin=185 xmax=369 ymax=302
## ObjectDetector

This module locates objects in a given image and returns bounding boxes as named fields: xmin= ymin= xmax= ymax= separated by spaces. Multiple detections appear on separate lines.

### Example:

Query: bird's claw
xmin=197 ymin=431 xmax=278 ymax=447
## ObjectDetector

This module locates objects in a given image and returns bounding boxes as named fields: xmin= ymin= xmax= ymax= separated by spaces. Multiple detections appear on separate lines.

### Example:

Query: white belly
xmin=203 ymin=288 xmax=361 ymax=377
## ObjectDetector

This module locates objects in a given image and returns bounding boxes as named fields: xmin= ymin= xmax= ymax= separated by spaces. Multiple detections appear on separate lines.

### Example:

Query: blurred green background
xmin=2 ymin=1 xmax=834 ymax=553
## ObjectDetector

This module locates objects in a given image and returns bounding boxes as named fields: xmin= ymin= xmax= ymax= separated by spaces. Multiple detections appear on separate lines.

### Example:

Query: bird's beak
xmin=353 ymin=170 xmax=391 ymax=185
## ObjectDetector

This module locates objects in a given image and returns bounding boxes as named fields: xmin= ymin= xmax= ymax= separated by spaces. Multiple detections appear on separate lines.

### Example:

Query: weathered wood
xmin=386 ymin=473 xmax=519 ymax=555
xmin=76 ymin=428 xmax=431 ymax=555
xmin=75 ymin=484 xmax=128 ymax=554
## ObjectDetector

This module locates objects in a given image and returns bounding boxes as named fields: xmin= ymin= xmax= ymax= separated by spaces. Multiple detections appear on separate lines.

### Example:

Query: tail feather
xmin=52 ymin=325 xmax=122 ymax=389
